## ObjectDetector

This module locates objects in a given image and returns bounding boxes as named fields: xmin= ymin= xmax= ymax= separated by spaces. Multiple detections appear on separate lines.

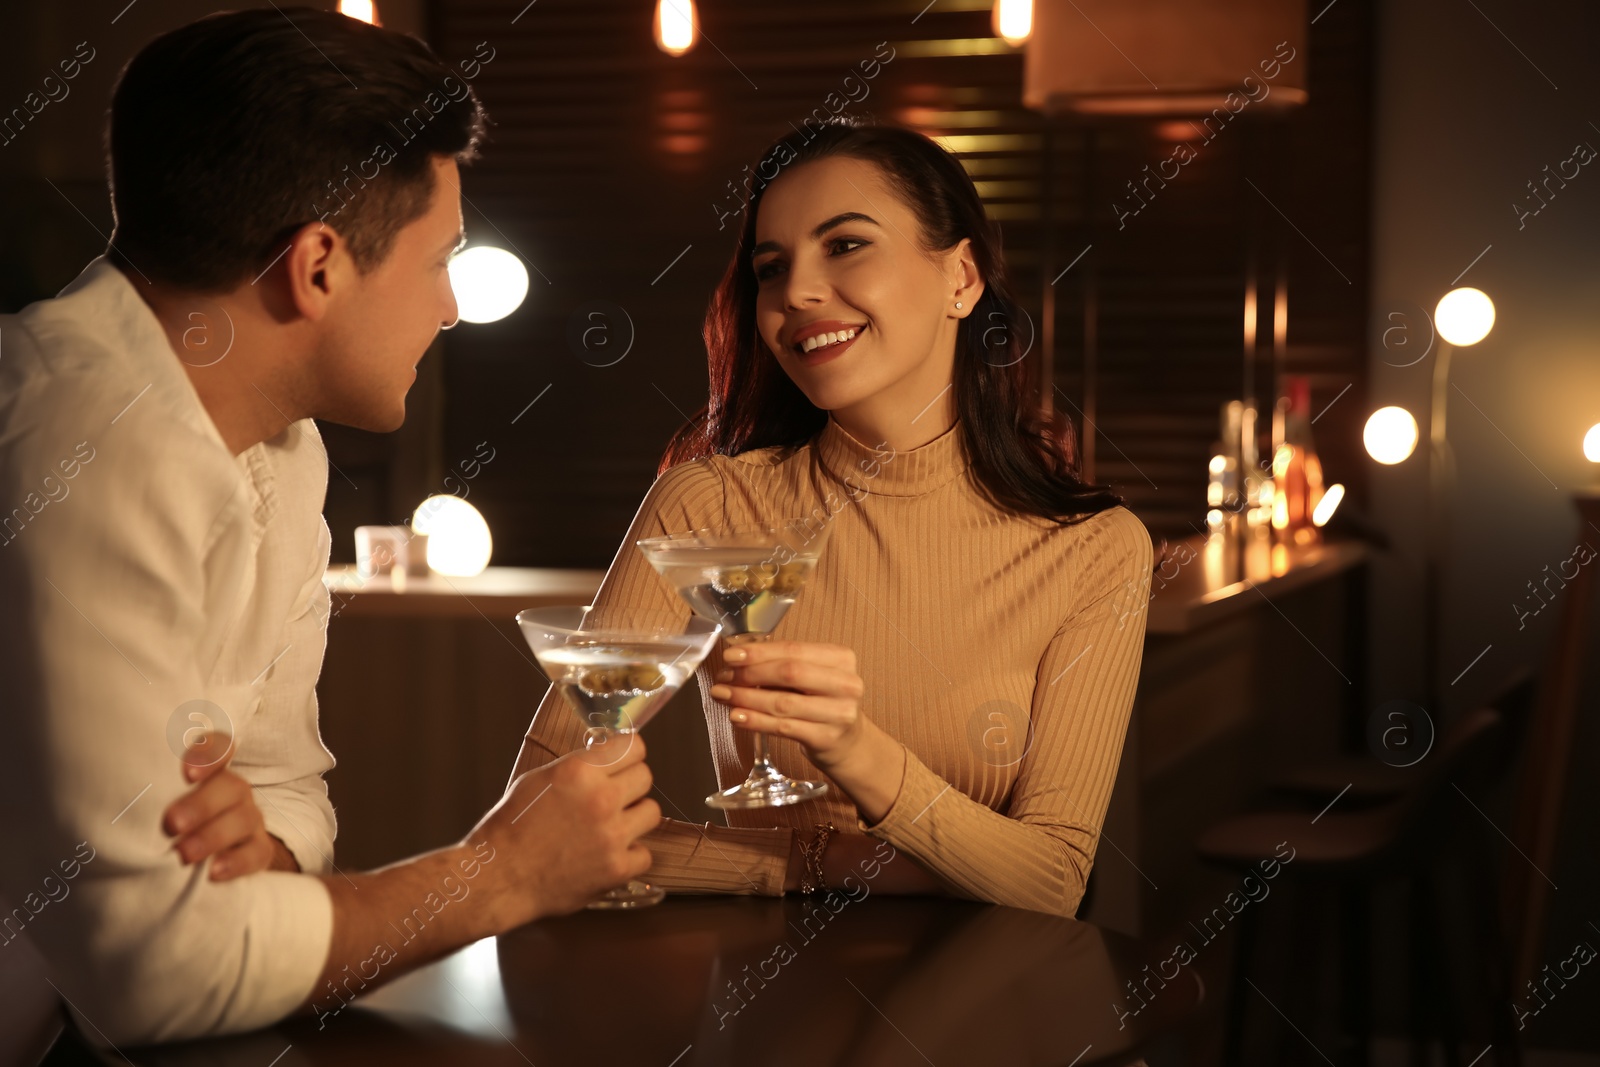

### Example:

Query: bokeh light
xmin=1434 ymin=287 xmax=1495 ymax=346
xmin=1312 ymin=483 xmax=1346 ymax=526
xmin=447 ymin=246 xmax=530 ymax=325
xmin=654 ymin=0 xmax=697 ymax=56
xmin=411 ymin=495 xmax=493 ymax=577
xmin=1364 ymin=406 xmax=1420 ymax=465
xmin=337 ymin=0 xmax=379 ymax=25
xmin=993 ymin=0 xmax=1033 ymax=46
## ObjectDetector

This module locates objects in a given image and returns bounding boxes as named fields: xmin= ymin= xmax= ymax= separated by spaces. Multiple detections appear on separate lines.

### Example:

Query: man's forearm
xmin=295 ymin=840 xmax=505 ymax=1026
xmin=292 ymin=741 xmax=657 ymax=1028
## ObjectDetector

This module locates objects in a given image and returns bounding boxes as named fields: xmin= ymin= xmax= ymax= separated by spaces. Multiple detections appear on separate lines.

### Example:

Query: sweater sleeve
xmin=858 ymin=507 xmax=1153 ymax=917
xmin=514 ymin=458 xmax=792 ymax=896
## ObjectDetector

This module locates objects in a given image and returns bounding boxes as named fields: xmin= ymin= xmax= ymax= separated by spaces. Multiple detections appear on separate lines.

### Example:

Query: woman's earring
xmin=955 ymin=301 xmax=964 ymax=310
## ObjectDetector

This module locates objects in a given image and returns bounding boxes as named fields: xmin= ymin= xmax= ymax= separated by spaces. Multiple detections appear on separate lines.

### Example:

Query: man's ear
xmin=278 ymin=221 xmax=349 ymax=322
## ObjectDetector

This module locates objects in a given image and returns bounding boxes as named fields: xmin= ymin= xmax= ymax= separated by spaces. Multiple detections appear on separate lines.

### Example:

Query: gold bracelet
xmin=799 ymin=822 xmax=837 ymax=895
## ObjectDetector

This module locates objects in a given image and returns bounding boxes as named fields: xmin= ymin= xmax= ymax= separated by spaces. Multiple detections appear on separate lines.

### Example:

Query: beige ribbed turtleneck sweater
xmin=517 ymin=415 xmax=1153 ymax=918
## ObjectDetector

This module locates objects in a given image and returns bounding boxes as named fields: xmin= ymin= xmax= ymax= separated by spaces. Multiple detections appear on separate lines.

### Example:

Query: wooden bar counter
xmin=50 ymin=897 xmax=1202 ymax=1066
xmin=315 ymin=526 xmax=1369 ymax=946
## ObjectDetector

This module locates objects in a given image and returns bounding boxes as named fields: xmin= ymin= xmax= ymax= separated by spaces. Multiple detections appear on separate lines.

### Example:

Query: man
xmin=0 ymin=8 xmax=658 ymax=1046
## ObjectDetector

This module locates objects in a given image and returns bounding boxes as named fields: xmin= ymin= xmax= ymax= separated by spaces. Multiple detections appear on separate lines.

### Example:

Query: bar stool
xmin=1262 ymin=669 xmax=1535 ymax=813
xmin=1196 ymin=677 xmax=1532 ymax=1067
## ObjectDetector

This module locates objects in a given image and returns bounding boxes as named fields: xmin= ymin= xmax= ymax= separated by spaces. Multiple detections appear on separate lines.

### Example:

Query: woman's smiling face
xmin=750 ymin=155 xmax=981 ymax=420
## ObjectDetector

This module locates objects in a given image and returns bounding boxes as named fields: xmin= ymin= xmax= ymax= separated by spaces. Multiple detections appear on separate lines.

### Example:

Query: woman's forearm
xmin=517 ymin=708 xmax=940 ymax=897
xmin=815 ymin=719 xmax=908 ymax=824
xmin=784 ymin=829 xmax=950 ymax=895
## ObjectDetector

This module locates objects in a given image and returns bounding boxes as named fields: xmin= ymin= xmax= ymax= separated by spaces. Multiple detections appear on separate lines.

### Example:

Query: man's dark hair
xmin=106 ymin=7 xmax=489 ymax=292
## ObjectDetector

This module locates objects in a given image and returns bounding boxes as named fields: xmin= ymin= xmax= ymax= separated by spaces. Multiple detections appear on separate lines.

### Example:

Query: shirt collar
xmin=56 ymin=256 xmax=235 ymax=457
xmin=813 ymin=413 xmax=970 ymax=498
xmin=57 ymin=257 xmax=278 ymax=536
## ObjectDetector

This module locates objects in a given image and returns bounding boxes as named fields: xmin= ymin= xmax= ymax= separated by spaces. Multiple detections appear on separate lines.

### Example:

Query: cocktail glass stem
xmin=742 ymin=632 xmax=780 ymax=779
xmin=706 ymin=632 xmax=830 ymax=809
xmin=749 ymin=731 xmax=778 ymax=779
xmin=583 ymin=728 xmax=665 ymax=909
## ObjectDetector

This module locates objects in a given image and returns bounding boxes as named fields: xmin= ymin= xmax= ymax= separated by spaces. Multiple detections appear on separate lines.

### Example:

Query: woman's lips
xmin=797 ymin=324 xmax=866 ymax=367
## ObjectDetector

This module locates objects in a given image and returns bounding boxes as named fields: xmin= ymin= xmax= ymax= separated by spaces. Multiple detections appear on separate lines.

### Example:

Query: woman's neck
xmin=830 ymin=378 xmax=958 ymax=453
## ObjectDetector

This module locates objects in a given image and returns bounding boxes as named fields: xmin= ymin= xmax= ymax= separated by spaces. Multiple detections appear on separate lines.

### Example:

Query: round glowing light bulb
xmin=992 ymin=0 xmax=1033 ymax=46
xmin=411 ymin=495 xmax=493 ymax=577
xmin=1364 ymin=406 xmax=1420 ymax=465
xmin=1584 ymin=422 xmax=1600 ymax=463
xmin=654 ymin=0 xmax=698 ymax=56
xmin=1434 ymin=287 xmax=1495 ymax=346
xmin=447 ymin=246 xmax=529 ymax=325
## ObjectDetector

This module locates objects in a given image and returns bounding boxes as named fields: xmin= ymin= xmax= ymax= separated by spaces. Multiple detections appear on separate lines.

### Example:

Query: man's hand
xmin=466 ymin=734 xmax=659 ymax=929
xmin=162 ymin=731 xmax=298 ymax=881
xmin=299 ymin=735 xmax=660 ymax=1019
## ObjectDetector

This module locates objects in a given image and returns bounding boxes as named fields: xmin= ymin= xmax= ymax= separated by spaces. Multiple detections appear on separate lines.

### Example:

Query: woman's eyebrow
xmin=752 ymin=211 xmax=880 ymax=258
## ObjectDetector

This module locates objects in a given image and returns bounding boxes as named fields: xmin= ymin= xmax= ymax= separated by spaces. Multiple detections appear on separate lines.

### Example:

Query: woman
xmin=509 ymin=118 xmax=1154 ymax=919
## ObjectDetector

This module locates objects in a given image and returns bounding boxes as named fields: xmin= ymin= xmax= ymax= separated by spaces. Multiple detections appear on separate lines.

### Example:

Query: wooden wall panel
xmin=336 ymin=0 xmax=1376 ymax=564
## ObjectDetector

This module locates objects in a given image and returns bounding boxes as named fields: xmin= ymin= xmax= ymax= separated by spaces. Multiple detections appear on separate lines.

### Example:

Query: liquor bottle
xmin=1271 ymin=376 xmax=1326 ymax=545
xmin=1239 ymin=400 xmax=1270 ymax=529
xmin=1209 ymin=401 xmax=1243 ymax=529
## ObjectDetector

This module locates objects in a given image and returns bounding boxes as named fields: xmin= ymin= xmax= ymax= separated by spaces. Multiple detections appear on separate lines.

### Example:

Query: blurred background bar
xmin=3 ymin=1 xmax=1598 ymax=1063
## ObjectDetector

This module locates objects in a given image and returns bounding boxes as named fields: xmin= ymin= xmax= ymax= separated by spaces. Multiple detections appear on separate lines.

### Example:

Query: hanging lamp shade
xmin=1023 ymin=0 xmax=1308 ymax=115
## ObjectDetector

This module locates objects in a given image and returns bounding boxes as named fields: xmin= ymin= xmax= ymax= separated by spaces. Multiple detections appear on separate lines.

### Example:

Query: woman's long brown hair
xmin=661 ymin=117 xmax=1124 ymax=526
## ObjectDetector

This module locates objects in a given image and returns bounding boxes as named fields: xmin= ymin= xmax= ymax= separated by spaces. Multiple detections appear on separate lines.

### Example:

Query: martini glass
xmin=516 ymin=605 xmax=721 ymax=908
xmin=636 ymin=517 xmax=834 ymax=809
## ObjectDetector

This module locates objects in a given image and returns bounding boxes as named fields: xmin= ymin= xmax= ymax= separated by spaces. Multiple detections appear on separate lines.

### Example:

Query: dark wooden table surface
xmin=54 ymin=896 xmax=1202 ymax=1067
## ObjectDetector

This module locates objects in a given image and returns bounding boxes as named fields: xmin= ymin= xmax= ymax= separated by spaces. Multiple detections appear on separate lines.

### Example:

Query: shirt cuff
xmin=257 ymin=794 xmax=335 ymax=876
xmin=857 ymin=746 xmax=951 ymax=847
xmin=645 ymin=819 xmax=793 ymax=896
xmin=229 ymin=871 xmax=335 ymax=1033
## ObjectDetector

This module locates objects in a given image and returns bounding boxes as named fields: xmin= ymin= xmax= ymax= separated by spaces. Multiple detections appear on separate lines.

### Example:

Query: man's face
xmin=313 ymin=154 xmax=463 ymax=433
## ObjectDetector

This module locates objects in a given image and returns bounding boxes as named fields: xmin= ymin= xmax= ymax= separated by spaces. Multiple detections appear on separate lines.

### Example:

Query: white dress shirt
xmin=0 ymin=257 xmax=336 ymax=1045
